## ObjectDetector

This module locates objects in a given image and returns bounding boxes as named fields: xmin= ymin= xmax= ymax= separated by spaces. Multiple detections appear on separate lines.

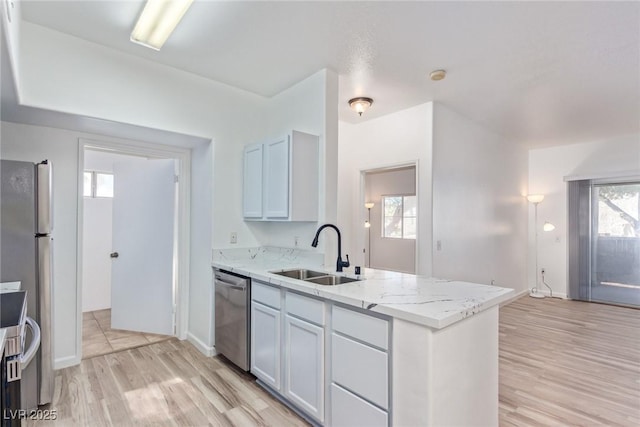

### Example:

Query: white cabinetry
xmin=242 ymin=143 xmax=263 ymax=218
xmin=243 ymin=130 xmax=319 ymax=221
xmin=251 ymin=282 xmax=282 ymax=391
xmin=249 ymin=283 xmax=391 ymax=426
xmin=284 ymin=315 xmax=324 ymax=422
xmin=331 ymin=305 xmax=390 ymax=427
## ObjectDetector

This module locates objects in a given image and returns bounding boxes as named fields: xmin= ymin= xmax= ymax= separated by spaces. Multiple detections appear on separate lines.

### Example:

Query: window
xmin=382 ymin=195 xmax=417 ymax=239
xmin=84 ymin=171 xmax=114 ymax=198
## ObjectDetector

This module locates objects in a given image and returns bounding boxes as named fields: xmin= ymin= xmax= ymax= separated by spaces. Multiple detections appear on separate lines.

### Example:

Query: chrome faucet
xmin=311 ymin=224 xmax=350 ymax=272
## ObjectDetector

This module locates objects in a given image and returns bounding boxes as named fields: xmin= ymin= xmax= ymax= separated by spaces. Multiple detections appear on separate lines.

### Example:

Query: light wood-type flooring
xmin=499 ymin=296 xmax=640 ymax=426
xmin=32 ymin=297 xmax=639 ymax=426
xmin=82 ymin=309 xmax=171 ymax=359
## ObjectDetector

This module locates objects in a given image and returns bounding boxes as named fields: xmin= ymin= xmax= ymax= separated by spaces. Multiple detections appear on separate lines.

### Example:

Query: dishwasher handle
xmin=215 ymin=279 xmax=246 ymax=290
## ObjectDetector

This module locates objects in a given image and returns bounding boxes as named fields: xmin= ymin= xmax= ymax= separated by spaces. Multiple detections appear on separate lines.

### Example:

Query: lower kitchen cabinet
xmin=331 ymin=383 xmax=388 ymax=427
xmin=284 ymin=314 xmax=325 ymax=423
xmin=249 ymin=285 xmax=391 ymax=426
xmin=251 ymin=301 xmax=281 ymax=391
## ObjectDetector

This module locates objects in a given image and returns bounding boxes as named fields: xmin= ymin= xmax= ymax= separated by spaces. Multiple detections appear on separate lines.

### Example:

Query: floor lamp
xmin=364 ymin=202 xmax=374 ymax=267
xmin=527 ymin=194 xmax=555 ymax=298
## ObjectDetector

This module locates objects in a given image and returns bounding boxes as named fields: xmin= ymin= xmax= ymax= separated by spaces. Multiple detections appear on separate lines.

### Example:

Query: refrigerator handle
xmin=37 ymin=160 xmax=53 ymax=234
xmin=37 ymin=235 xmax=55 ymax=404
xmin=21 ymin=317 xmax=41 ymax=369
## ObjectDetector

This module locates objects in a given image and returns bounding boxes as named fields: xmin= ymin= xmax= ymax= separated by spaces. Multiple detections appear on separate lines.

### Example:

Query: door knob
xmin=110 ymin=252 xmax=119 ymax=258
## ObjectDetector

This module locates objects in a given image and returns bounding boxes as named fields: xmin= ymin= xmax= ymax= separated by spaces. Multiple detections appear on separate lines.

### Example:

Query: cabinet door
xmin=243 ymin=143 xmax=263 ymax=218
xmin=264 ymin=136 xmax=290 ymax=218
xmin=251 ymin=301 xmax=281 ymax=391
xmin=284 ymin=315 xmax=324 ymax=422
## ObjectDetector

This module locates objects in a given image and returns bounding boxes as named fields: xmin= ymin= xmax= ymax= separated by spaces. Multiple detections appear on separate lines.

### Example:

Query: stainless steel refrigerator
xmin=0 ymin=159 xmax=54 ymax=410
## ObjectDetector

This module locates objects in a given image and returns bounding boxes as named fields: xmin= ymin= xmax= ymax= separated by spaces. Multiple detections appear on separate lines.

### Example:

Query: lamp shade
xmin=543 ymin=222 xmax=556 ymax=232
xmin=364 ymin=202 xmax=375 ymax=209
xmin=527 ymin=194 xmax=545 ymax=204
xmin=364 ymin=220 xmax=371 ymax=228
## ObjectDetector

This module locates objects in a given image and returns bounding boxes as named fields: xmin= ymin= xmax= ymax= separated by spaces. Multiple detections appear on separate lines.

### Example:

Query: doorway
xmin=78 ymin=140 xmax=191 ymax=360
xmin=568 ymin=179 xmax=640 ymax=308
xmin=363 ymin=165 xmax=417 ymax=273
xmin=589 ymin=181 xmax=640 ymax=306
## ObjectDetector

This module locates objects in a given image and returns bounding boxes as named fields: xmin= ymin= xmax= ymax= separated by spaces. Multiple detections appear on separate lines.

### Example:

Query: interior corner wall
xmin=528 ymin=134 xmax=640 ymax=297
xmin=338 ymin=103 xmax=433 ymax=275
xmin=245 ymin=69 xmax=339 ymax=268
xmin=432 ymin=103 xmax=528 ymax=291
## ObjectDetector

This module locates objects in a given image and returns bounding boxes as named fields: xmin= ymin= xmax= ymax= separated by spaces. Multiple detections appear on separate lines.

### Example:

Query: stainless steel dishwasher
xmin=214 ymin=269 xmax=250 ymax=371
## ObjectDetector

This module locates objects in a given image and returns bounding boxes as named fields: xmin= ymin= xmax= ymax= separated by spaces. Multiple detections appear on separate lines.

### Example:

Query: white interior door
xmin=111 ymin=158 xmax=176 ymax=335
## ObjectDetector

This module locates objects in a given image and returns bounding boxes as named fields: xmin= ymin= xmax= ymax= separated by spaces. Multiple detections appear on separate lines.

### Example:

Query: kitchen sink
xmin=304 ymin=275 xmax=361 ymax=286
xmin=272 ymin=269 xmax=328 ymax=280
xmin=271 ymin=269 xmax=362 ymax=286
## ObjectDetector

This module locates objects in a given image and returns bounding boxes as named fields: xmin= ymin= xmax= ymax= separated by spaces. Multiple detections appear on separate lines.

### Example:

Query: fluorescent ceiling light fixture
xmin=131 ymin=0 xmax=194 ymax=50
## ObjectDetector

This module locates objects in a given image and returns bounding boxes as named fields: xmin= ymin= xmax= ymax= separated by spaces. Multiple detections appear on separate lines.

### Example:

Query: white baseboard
xmin=502 ymin=288 xmax=568 ymax=307
xmin=501 ymin=289 xmax=529 ymax=306
xmin=534 ymin=289 xmax=568 ymax=299
xmin=54 ymin=355 xmax=80 ymax=370
xmin=187 ymin=332 xmax=216 ymax=357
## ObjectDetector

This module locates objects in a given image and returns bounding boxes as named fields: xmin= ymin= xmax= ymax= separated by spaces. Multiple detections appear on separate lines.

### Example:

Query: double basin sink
xmin=271 ymin=269 xmax=361 ymax=286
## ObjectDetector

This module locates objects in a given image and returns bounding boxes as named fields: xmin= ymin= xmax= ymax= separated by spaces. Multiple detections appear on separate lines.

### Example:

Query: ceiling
xmin=19 ymin=1 xmax=640 ymax=147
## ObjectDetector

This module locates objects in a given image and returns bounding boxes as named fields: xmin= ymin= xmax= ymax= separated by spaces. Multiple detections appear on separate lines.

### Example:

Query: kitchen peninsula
xmin=213 ymin=247 xmax=514 ymax=426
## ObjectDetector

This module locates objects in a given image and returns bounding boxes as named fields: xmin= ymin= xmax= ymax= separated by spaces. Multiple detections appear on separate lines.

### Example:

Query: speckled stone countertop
xmin=212 ymin=247 xmax=514 ymax=329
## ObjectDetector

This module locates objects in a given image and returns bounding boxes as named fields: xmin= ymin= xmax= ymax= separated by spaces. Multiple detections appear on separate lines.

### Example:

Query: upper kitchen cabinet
xmin=243 ymin=130 xmax=319 ymax=221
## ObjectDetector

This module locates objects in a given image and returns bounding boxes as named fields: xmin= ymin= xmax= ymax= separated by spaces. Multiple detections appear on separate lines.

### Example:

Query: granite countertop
xmin=212 ymin=247 xmax=514 ymax=329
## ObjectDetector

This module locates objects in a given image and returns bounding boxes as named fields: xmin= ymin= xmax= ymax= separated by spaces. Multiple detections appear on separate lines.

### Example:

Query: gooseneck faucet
xmin=311 ymin=224 xmax=350 ymax=272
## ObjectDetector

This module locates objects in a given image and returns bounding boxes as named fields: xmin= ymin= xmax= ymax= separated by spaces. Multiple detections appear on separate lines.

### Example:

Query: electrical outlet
xmin=541 ymin=268 xmax=546 ymax=275
xmin=230 ymin=232 xmax=237 ymax=244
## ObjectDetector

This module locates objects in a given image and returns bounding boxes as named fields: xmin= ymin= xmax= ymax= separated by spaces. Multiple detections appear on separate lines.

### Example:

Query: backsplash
xmin=212 ymin=246 xmax=325 ymax=268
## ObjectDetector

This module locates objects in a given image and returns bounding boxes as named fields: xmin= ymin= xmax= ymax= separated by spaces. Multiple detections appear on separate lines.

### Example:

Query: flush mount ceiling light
xmin=429 ymin=69 xmax=447 ymax=81
xmin=131 ymin=0 xmax=194 ymax=51
xmin=349 ymin=97 xmax=374 ymax=116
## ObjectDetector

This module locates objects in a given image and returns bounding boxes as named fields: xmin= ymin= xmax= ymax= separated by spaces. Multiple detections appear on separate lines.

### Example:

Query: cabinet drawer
xmin=286 ymin=291 xmax=325 ymax=326
xmin=332 ymin=305 xmax=388 ymax=350
xmin=331 ymin=333 xmax=388 ymax=410
xmin=252 ymin=281 xmax=281 ymax=309
xmin=331 ymin=383 xmax=388 ymax=427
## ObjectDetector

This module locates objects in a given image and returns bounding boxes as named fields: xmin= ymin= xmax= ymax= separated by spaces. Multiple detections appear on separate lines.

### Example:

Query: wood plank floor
xmin=82 ymin=309 xmax=171 ymax=359
xmin=28 ymin=297 xmax=639 ymax=426
xmin=499 ymin=297 xmax=640 ymax=426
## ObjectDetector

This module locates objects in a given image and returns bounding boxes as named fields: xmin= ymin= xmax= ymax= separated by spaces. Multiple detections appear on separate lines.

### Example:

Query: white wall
xmin=365 ymin=167 xmax=416 ymax=273
xmin=8 ymin=23 xmax=342 ymax=358
xmin=432 ymin=104 xmax=528 ymax=291
xmin=528 ymin=134 xmax=640 ymax=297
xmin=6 ymin=22 xmax=271 ymax=360
xmin=245 ymin=69 xmax=339 ymax=266
xmin=0 ymin=0 xmax=21 ymax=95
xmin=338 ymin=103 xmax=433 ymax=275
